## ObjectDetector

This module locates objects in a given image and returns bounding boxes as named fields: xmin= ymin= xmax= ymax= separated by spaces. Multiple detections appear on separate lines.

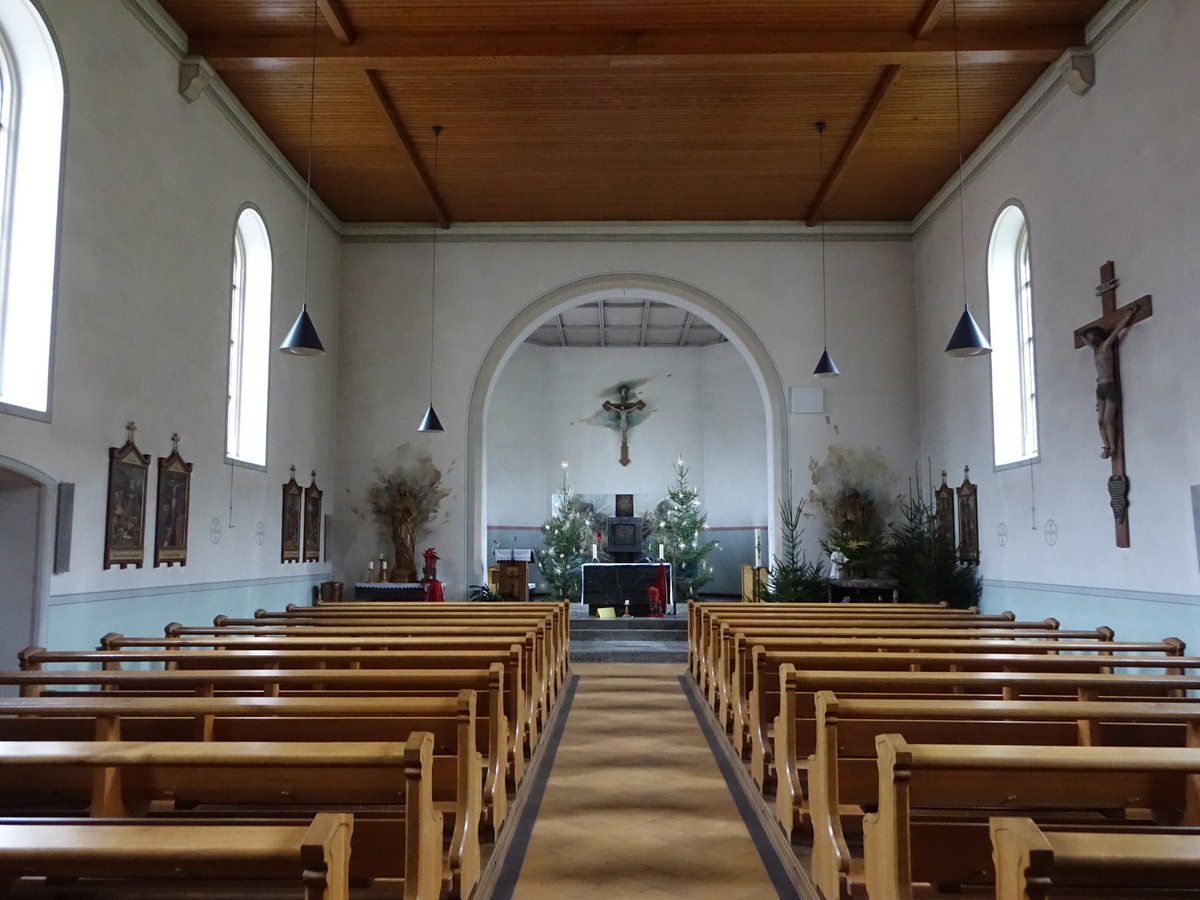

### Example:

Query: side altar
xmin=582 ymin=562 xmax=672 ymax=617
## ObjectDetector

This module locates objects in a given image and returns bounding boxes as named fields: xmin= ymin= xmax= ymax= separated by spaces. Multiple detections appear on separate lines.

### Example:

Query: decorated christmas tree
xmin=660 ymin=460 xmax=718 ymax=604
xmin=535 ymin=486 xmax=591 ymax=602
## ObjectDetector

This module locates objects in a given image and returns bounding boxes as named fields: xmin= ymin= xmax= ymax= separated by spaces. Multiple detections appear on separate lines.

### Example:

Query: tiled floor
xmin=508 ymin=663 xmax=783 ymax=900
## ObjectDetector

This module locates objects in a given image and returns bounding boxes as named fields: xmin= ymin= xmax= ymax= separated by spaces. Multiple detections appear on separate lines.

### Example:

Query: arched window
xmin=0 ymin=1 xmax=64 ymax=417
xmin=226 ymin=208 xmax=272 ymax=467
xmin=988 ymin=204 xmax=1039 ymax=466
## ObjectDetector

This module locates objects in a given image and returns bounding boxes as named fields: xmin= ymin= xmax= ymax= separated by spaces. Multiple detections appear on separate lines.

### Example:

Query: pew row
xmin=0 ymin=736 xmax=444 ymax=900
xmin=19 ymin=647 xmax=524 ymax=789
xmin=804 ymin=693 xmax=1200 ymax=900
xmin=731 ymin=636 xmax=1183 ymax=759
xmin=862 ymin=736 xmax=1200 ymax=900
xmin=0 ymin=812 xmax=352 ymax=900
xmin=98 ymin=632 xmax=547 ymax=755
xmin=990 ymin=816 xmax=1200 ymax=900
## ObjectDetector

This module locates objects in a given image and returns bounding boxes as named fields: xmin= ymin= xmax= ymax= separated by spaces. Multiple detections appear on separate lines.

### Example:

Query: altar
xmin=581 ymin=562 xmax=672 ymax=616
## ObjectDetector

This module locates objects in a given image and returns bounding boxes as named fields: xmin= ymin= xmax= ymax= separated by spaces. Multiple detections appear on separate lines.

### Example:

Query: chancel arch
xmin=466 ymin=273 xmax=788 ymax=585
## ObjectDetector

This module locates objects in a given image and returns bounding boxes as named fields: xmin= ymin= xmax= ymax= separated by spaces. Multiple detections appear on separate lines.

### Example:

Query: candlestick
xmin=754 ymin=529 xmax=762 ymax=568
xmin=658 ymin=542 xmax=665 ymax=560
xmin=592 ymin=543 xmax=598 ymax=561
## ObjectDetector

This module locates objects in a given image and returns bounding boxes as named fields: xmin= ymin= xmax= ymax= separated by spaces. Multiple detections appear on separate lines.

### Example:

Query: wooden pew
xmin=20 ymin=646 xmax=525 ymax=788
xmin=731 ymin=631 xmax=1124 ymax=765
xmin=728 ymin=634 xmax=1183 ymax=757
xmin=700 ymin=619 xmax=1085 ymax=709
xmin=747 ymin=644 xmax=1192 ymax=781
xmin=235 ymin=607 xmax=568 ymax=697
xmin=763 ymin=665 xmax=1200 ymax=794
xmin=0 ymin=692 xmax=484 ymax=897
xmin=862 ymin=736 xmax=1200 ymax=900
xmin=164 ymin=620 xmax=557 ymax=714
xmin=990 ymin=816 xmax=1200 ymax=900
xmin=0 ymin=812 xmax=352 ymax=900
xmin=0 ymin=736 xmax=444 ymax=900
xmin=804 ymin=694 xmax=1200 ymax=900
xmin=100 ymin=632 xmax=547 ymax=755
xmin=0 ymin=669 xmax=505 ymax=835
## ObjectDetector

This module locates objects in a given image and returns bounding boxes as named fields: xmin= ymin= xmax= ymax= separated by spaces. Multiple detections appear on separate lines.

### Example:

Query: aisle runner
xmin=494 ymin=663 xmax=792 ymax=900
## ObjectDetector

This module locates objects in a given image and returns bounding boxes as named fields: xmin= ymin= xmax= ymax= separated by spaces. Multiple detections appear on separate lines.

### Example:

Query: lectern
xmin=495 ymin=549 xmax=533 ymax=601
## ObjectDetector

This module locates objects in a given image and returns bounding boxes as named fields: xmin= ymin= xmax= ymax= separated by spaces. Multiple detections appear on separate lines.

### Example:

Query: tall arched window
xmin=988 ymin=203 xmax=1039 ymax=466
xmin=0 ymin=1 xmax=64 ymax=417
xmin=226 ymin=208 xmax=272 ymax=467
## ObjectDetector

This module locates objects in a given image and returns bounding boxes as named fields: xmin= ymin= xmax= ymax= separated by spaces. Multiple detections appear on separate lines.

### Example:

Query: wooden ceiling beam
xmin=806 ymin=65 xmax=903 ymax=226
xmin=194 ymin=27 xmax=1081 ymax=70
xmin=316 ymin=0 xmax=356 ymax=45
xmin=912 ymin=0 xmax=951 ymax=39
xmin=364 ymin=69 xmax=450 ymax=228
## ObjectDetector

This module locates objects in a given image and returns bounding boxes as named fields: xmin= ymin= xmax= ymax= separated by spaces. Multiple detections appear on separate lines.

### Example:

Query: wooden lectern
xmin=495 ymin=549 xmax=532 ymax=601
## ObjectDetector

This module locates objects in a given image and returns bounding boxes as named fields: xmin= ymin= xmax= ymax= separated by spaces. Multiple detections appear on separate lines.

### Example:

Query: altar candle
xmin=592 ymin=543 xmax=598 ymax=561
xmin=754 ymin=529 xmax=762 ymax=568
xmin=367 ymin=560 xmax=375 ymax=583
xmin=658 ymin=543 xmax=665 ymax=560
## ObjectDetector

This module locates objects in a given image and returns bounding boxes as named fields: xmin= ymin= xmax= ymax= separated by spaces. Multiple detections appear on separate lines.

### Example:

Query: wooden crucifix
xmin=1073 ymin=260 xmax=1152 ymax=548
xmin=602 ymin=384 xmax=646 ymax=467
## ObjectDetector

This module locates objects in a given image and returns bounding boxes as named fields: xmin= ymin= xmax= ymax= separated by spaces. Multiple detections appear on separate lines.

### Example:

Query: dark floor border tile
xmin=678 ymin=674 xmax=820 ymax=900
xmin=474 ymin=673 xmax=580 ymax=900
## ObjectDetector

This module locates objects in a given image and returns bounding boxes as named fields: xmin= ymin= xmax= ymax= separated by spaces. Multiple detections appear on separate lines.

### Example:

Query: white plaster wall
xmin=486 ymin=342 xmax=766 ymax=529
xmin=334 ymin=237 xmax=918 ymax=593
xmin=915 ymin=2 xmax=1200 ymax=626
xmin=0 ymin=3 xmax=339 ymax=613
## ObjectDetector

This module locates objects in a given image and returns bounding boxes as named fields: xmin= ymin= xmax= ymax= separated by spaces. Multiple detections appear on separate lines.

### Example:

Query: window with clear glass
xmin=988 ymin=204 xmax=1039 ymax=465
xmin=226 ymin=208 xmax=272 ymax=466
xmin=0 ymin=2 xmax=64 ymax=416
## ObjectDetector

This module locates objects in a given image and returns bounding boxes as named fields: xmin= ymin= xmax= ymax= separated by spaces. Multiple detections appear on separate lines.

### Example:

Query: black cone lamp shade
xmin=945 ymin=305 xmax=992 ymax=357
xmin=813 ymin=347 xmax=840 ymax=377
xmin=279 ymin=304 xmax=325 ymax=355
xmin=418 ymin=404 xmax=444 ymax=433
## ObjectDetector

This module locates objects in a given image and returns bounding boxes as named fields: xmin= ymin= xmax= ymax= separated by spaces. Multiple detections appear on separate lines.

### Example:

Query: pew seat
xmin=0 ymin=813 xmax=352 ymax=900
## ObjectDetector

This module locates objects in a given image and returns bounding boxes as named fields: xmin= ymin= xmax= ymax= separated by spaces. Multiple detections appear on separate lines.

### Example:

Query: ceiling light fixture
xmin=418 ymin=124 xmax=445 ymax=433
xmin=944 ymin=0 xmax=992 ymax=358
xmin=812 ymin=121 xmax=840 ymax=377
xmin=279 ymin=0 xmax=326 ymax=356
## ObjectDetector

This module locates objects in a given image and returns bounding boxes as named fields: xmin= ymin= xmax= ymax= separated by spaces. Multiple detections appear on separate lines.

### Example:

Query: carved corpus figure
xmin=1080 ymin=305 xmax=1136 ymax=459
xmin=602 ymin=384 xmax=646 ymax=467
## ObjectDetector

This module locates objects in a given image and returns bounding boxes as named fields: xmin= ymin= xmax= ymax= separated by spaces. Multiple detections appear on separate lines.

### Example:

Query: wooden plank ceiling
xmin=158 ymin=0 xmax=1106 ymax=225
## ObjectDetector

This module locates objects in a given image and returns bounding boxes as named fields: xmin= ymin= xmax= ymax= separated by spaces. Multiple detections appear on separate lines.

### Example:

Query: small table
xmin=353 ymin=582 xmax=425 ymax=601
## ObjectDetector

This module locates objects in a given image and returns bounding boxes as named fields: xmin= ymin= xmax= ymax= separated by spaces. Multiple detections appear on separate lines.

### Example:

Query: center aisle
xmin=496 ymin=662 xmax=788 ymax=900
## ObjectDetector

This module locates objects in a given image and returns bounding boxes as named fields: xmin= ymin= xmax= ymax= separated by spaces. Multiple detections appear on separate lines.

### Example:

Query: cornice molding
xmin=120 ymin=0 xmax=341 ymax=235
xmin=912 ymin=0 xmax=1148 ymax=234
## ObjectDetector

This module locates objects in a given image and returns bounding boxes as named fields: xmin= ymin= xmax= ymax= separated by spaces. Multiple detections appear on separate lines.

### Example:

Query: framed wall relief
xmin=934 ymin=470 xmax=956 ymax=550
xmin=104 ymin=421 xmax=150 ymax=570
xmin=955 ymin=465 xmax=980 ymax=565
xmin=281 ymin=466 xmax=302 ymax=564
xmin=303 ymin=471 xmax=323 ymax=562
xmin=154 ymin=433 xmax=192 ymax=567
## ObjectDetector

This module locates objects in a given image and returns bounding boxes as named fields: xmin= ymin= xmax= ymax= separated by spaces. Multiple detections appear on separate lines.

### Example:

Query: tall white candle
xmin=754 ymin=529 xmax=762 ymax=568
xmin=658 ymin=542 xmax=665 ymax=560
xmin=592 ymin=543 xmax=598 ymax=561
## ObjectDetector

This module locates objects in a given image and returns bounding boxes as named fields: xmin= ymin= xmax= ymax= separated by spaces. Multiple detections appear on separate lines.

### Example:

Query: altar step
xmin=569 ymin=615 xmax=688 ymax=663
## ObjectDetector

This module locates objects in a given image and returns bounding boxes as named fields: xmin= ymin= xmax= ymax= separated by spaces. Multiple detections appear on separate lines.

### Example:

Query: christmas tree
xmin=535 ymin=486 xmax=591 ymax=602
xmin=660 ymin=460 xmax=718 ymax=604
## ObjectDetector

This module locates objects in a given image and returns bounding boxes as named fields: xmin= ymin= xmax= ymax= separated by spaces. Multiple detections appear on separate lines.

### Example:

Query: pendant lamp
xmin=418 ymin=125 xmax=445 ymax=433
xmin=943 ymin=0 xmax=991 ymax=358
xmin=279 ymin=0 xmax=325 ymax=356
xmin=811 ymin=121 xmax=840 ymax=377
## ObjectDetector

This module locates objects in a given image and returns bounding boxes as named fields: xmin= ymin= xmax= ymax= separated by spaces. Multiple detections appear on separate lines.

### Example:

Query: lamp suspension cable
xmin=812 ymin=120 xmax=839 ymax=377
xmin=944 ymin=0 xmax=991 ymax=357
xmin=418 ymin=125 xmax=445 ymax=432
xmin=279 ymin=0 xmax=325 ymax=356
